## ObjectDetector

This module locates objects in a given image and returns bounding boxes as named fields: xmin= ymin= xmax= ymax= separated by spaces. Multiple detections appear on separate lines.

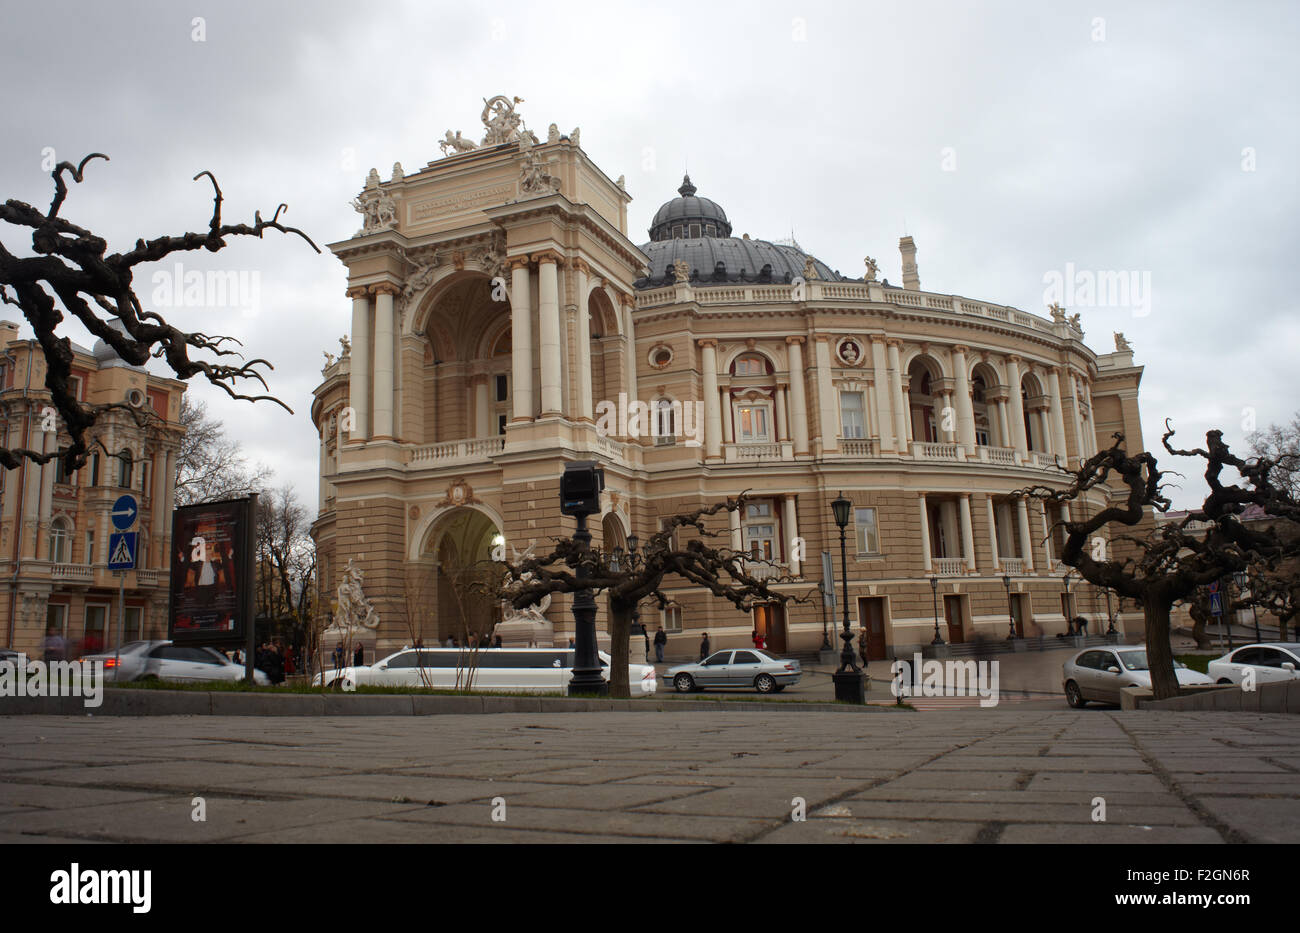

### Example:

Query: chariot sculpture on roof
xmin=442 ymin=95 xmax=540 ymax=156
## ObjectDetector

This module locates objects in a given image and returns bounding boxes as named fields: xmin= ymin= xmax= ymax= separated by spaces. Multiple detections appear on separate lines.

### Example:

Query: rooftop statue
xmin=1114 ymin=331 xmax=1132 ymax=351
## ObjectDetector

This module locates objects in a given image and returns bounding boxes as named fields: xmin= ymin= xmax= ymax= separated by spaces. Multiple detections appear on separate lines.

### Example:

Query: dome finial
xmin=678 ymin=174 xmax=697 ymax=197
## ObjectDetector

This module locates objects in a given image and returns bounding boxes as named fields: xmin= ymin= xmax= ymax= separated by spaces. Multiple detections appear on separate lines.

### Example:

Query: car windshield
xmin=1117 ymin=651 xmax=1148 ymax=671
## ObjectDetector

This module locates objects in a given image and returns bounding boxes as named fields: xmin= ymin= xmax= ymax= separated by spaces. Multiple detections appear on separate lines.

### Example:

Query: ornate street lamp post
xmin=560 ymin=461 xmax=607 ymax=696
xmin=830 ymin=492 xmax=865 ymax=703
xmin=1003 ymin=573 xmax=1016 ymax=640
xmin=929 ymin=574 xmax=944 ymax=645
xmin=626 ymin=535 xmax=645 ymax=661
xmin=1062 ymin=570 xmax=1074 ymax=634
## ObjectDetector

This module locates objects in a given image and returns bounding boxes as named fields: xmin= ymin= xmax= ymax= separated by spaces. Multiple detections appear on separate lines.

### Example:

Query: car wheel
xmin=755 ymin=674 xmax=776 ymax=694
xmin=1065 ymin=680 xmax=1087 ymax=708
xmin=1217 ymin=678 xmax=1233 ymax=685
xmin=673 ymin=673 xmax=696 ymax=693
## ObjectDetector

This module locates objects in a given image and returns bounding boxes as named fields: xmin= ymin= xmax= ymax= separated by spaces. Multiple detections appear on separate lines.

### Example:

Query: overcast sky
xmin=2 ymin=0 xmax=1296 ymax=510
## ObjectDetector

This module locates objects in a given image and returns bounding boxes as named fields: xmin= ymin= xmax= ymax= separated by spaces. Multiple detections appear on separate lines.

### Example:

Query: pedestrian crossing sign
xmin=108 ymin=531 xmax=138 ymax=570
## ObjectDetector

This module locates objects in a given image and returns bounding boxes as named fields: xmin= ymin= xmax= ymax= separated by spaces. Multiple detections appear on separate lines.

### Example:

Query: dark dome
xmin=636 ymin=237 xmax=841 ymax=289
xmin=648 ymin=175 xmax=732 ymax=241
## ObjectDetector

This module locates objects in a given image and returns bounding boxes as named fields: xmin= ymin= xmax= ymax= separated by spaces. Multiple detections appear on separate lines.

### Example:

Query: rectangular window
xmin=46 ymin=604 xmax=67 ymax=638
xmin=689 ymin=223 xmax=701 ymax=238
xmin=125 ymin=607 xmax=143 ymax=641
xmin=68 ymin=375 xmax=82 ymax=402
xmin=90 ymin=453 xmax=100 ymax=487
xmin=736 ymin=404 xmax=771 ymax=442
xmin=495 ymin=374 xmax=508 ymax=402
xmin=840 ymin=391 xmax=865 ymax=439
xmin=84 ymin=605 xmax=108 ymax=654
xmin=85 ymin=530 xmax=95 ymax=565
xmin=855 ymin=507 xmax=879 ymax=555
xmin=743 ymin=501 xmax=776 ymax=560
xmin=53 ymin=456 xmax=68 ymax=484
xmin=497 ymin=414 xmax=507 ymax=436
xmin=663 ymin=605 xmax=682 ymax=633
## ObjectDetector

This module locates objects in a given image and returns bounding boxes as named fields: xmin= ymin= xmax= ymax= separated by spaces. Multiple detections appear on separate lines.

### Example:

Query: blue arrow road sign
xmin=108 ymin=532 xmax=137 ymax=571
xmin=111 ymin=494 xmax=138 ymax=531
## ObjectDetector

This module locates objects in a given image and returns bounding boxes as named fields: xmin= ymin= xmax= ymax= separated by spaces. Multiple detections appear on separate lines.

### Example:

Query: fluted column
xmin=573 ymin=260 xmax=593 ymax=421
xmin=347 ymin=286 xmax=371 ymax=439
xmin=938 ymin=391 xmax=954 ymax=443
xmin=986 ymin=495 xmax=1000 ymax=570
xmin=1005 ymin=355 xmax=1027 ymax=456
xmin=959 ymin=493 xmax=975 ymax=572
xmin=372 ymin=284 xmax=397 ymax=438
xmin=1046 ymin=366 xmax=1070 ymax=464
xmin=700 ymin=340 xmax=721 ymax=459
xmin=785 ymin=337 xmax=810 ymax=455
xmin=473 ymin=375 xmax=491 ymax=437
xmin=918 ymin=492 xmax=932 ymax=573
xmin=720 ymin=387 xmax=734 ymax=444
xmin=729 ymin=507 xmax=742 ymax=552
xmin=952 ymin=345 xmax=976 ymax=453
xmin=1016 ymin=497 xmax=1035 ymax=572
xmin=774 ymin=383 xmax=789 ymax=441
xmin=318 ymin=428 xmax=327 ymax=511
xmin=153 ymin=448 xmax=167 ymax=565
xmin=813 ymin=336 xmax=837 ymax=453
xmin=1040 ymin=503 xmax=1054 ymax=569
xmin=37 ymin=428 xmax=54 ymax=558
xmin=887 ymin=340 xmax=908 ymax=451
xmin=509 ymin=258 xmax=533 ymax=421
xmin=534 ymin=251 xmax=563 ymax=417
xmin=869 ymin=336 xmax=895 ymax=452
xmin=782 ymin=495 xmax=800 ymax=575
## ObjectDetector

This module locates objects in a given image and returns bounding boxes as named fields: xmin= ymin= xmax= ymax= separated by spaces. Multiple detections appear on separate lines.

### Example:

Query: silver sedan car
xmin=1062 ymin=646 xmax=1211 ymax=707
xmin=665 ymin=649 xmax=801 ymax=694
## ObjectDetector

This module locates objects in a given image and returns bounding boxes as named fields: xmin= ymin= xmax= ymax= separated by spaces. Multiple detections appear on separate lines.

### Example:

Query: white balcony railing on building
xmin=738 ymin=557 xmax=787 ymax=581
xmin=723 ymin=441 xmax=792 ymax=463
xmin=977 ymin=445 xmax=1017 ymax=466
xmin=836 ymin=437 xmax=879 ymax=457
xmin=914 ymin=441 xmax=962 ymax=461
xmin=51 ymin=563 xmax=94 ymax=584
xmin=1031 ymin=451 xmax=1062 ymax=469
xmin=933 ymin=558 xmax=965 ymax=576
xmin=408 ymin=436 xmax=505 ymax=467
xmin=1001 ymin=558 xmax=1026 ymax=574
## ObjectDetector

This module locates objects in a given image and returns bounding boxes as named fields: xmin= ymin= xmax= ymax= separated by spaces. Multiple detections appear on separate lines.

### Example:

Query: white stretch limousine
xmin=314 ymin=647 xmax=658 ymax=696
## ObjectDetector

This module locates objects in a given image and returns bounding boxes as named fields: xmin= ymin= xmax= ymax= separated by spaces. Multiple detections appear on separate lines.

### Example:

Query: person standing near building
xmin=699 ymin=632 xmax=710 ymax=660
xmin=42 ymin=625 xmax=67 ymax=664
xmin=353 ymin=642 xmax=364 ymax=667
xmin=653 ymin=626 xmax=667 ymax=662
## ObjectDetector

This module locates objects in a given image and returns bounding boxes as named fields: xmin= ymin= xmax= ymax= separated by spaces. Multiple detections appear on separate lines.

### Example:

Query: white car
xmin=314 ymin=647 xmax=658 ymax=696
xmin=83 ymin=640 xmax=270 ymax=686
xmin=1063 ymin=646 xmax=1213 ymax=707
xmin=1207 ymin=643 xmax=1300 ymax=686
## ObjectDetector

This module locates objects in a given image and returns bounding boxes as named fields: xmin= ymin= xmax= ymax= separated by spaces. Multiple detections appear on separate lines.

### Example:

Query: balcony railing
xmin=933 ymin=558 xmax=965 ymax=576
xmin=723 ymin=441 xmax=793 ymax=463
xmin=51 ymin=563 xmax=94 ymax=584
xmin=1000 ymin=558 xmax=1026 ymax=574
xmin=408 ymin=436 xmax=505 ymax=467
xmin=977 ymin=445 xmax=1017 ymax=466
xmin=738 ymin=557 xmax=787 ymax=581
xmin=836 ymin=437 xmax=879 ymax=457
xmin=913 ymin=441 xmax=962 ymax=461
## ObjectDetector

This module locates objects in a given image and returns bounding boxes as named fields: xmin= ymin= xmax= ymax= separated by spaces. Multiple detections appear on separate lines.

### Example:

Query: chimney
xmin=899 ymin=236 xmax=920 ymax=291
xmin=0 ymin=320 xmax=19 ymax=349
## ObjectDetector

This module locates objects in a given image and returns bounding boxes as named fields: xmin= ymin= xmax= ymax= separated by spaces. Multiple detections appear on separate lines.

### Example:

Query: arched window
xmin=118 ymin=449 xmax=133 ymax=488
xmin=49 ymin=518 xmax=70 ymax=564
xmin=731 ymin=354 xmax=771 ymax=378
xmin=653 ymin=398 xmax=678 ymax=446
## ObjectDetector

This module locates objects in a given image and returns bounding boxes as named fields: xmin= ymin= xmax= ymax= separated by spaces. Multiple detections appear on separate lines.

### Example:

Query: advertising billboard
xmin=168 ymin=496 xmax=256 ymax=646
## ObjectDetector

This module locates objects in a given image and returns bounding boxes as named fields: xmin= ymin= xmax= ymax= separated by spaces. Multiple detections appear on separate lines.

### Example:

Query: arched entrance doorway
xmin=417 ymin=507 xmax=502 ymax=647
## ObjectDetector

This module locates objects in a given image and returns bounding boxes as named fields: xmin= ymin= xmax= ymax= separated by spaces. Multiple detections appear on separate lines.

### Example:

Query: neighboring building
xmin=0 ymin=320 xmax=186 ymax=656
xmin=311 ymin=96 xmax=1153 ymax=660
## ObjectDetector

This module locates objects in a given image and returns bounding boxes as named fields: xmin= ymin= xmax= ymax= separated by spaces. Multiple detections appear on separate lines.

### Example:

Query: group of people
xmin=255 ymin=641 xmax=295 ymax=684
xmin=332 ymin=641 xmax=365 ymax=669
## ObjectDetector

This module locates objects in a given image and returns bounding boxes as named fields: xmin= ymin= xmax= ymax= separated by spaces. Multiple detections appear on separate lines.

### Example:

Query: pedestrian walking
xmin=858 ymin=627 xmax=869 ymax=668
xmin=353 ymin=642 xmax=364 ymax=667
xmin=333 ymin=641 xmax=344 ymax=670
xmin=42 ymin=625 xmax=67 ymax=664
xmin=653 ymin=626 xmax=666 ymax=663
xmin=699 ymin=632 xmax=710 ymax=660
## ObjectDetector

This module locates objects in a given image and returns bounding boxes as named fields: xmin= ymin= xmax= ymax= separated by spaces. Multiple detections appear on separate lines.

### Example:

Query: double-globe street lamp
xmin=929 ymin=574 xmax=944 ymax=645
xmin=560 ymin=461 xmax=607 ymax=696
xmin=830 ymin=492 xmax=866 ymax=704
xmin=1002 ymin=573 xmax=1017 ymax=641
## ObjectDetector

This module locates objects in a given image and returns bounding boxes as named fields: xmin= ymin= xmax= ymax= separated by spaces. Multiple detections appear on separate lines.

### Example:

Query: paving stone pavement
xmin=1 ymin=709 xmax=1297 ymax=843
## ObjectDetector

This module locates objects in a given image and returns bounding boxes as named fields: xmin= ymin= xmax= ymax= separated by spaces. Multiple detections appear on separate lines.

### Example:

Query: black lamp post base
xmin=833 ymin=670 xmax=866 ymax=704
xmin=568 ymin=674 xmax=608 ymax=697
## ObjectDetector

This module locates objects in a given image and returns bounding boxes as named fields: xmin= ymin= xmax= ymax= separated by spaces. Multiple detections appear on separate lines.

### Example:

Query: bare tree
xmin=1020 ymin=425 xmax=1300 ymax=699
xmin=255 ymin=485 xmax=316 ymax=666
xmin=173 ymin=396 xmax=273 ymax=505
xmin=1248 ymin=412 xmax=1300 ymax=499
xmin=0 ymin=153 xmax=317 ymax=473
xmin=498 ymin=495 xmax=802 ymax=698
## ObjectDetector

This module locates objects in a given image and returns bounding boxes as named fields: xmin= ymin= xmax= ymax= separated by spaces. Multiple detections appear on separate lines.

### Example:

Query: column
xmin=865 ymin=381 xmax=878 ymax=439
xmin=985 ymin=495 xmax=1000 ymax=571
xmin=869 ymin=337 xmax=895 ymax=452
xmin=474 ymin=375 xmax=491 ymax=437
xmin=782 ymin=495 xmax=800 ymax=576
xmin=509 ymin=258 xmax=533 ymax=421
xmin=888 ymin=340 xmax=909 ymax=450
xmin=774 ymin=383 xmax=789 ymax=442
xmin=372 ymin=284 xmax=397 ymax=438
xmin=700 ymin=340 xmax=721 ymax=460
xmin=1016 ymin=497 xmax=1035 ymax=572
xmin=938 ymin=391 xmax=954 ymax=443
xmin=785 ymin=337 xmax=810 ymax=455
xmin=1040 ymin=503 xmax=1054 ymax=568
xmin=952 ymin=345 xmax=976 ymax=452
xmin=996 ymin=398 xmax=1011 ymax=449
xmin=573 ymin=261 xmax=594 ymax=421
xmin=1005 ymin=355 xmax=1027 ymax=456
xmin=959 ymin=494 xmax=975 ymax=572
xmin=1046 ymin=366 xmax=1070 ymax=464
xmin=720 ymin=387 xmax=734 ymax=444
xmin=622 ymin=294 xmax=638 ymax=409
xmin=38 ymin=428 xmax=54 ymax=558
xmin=918 ymin=492 xmax=932 ymax=573
xmin=347 ymin=286 xmax=371 ymax=439
xmin=813 ymin=336 xmax=837 ymax=453
xmin=1068 ymin=375 xmax=1087 ymax=466
xmin=729 ymin=507 xmax=742 ymax=552
xmin=1059 ymin=503 xmax=1071 ymax=550
xmin=535 ymin=252 xmax=563 ymax=417
xmin=318 ymin=429 xmax=327 ymax=511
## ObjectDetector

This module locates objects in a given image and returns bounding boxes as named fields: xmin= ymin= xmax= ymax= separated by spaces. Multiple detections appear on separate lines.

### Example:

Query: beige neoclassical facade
xmin=311 ymin=97 xmax=1152 ymax=660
